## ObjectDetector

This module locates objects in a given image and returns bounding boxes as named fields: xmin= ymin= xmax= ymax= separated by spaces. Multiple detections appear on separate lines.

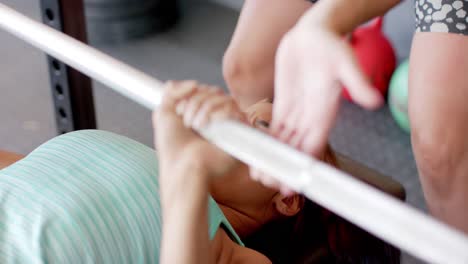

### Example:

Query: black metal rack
xmin=40 ymin=0 xmax=96 ymax=134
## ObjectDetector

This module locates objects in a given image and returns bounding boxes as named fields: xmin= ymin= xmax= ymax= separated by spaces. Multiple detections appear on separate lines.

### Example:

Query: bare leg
xmin=409 ymin=32 xmax=468 ymax=233
xmin=223 ymin=0 xmax=312 ymax=108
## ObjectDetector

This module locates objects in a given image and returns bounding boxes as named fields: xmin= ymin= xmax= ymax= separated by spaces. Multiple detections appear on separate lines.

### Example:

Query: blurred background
xmin=0 ymin=0 xmax=423 ymax=262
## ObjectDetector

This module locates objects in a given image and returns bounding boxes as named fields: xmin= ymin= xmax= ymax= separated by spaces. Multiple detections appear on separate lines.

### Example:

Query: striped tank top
xmin=0 ymin=130 xmax=243 ymax=263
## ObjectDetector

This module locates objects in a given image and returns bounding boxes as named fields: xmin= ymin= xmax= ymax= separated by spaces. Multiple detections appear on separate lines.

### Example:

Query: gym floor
xmin=0 ymin=0 xmax=423 ymax=263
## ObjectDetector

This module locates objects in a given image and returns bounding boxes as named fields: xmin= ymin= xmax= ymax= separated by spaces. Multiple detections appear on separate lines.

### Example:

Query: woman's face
xmin=209 ymin=99 xmax=280 ymax=221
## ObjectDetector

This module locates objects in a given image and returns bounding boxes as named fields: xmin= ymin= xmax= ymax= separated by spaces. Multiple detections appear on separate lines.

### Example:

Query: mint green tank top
xmin=0 ymin=130 xmax=243 ymax=263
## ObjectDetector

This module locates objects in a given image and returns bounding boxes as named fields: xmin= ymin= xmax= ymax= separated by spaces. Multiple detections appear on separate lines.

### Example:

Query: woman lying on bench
xmin=0 ymin=81 xmax=396 ymax=263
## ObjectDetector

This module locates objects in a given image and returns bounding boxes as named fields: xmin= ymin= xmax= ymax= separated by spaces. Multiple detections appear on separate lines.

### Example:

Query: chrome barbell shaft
xmin=1 ymin=3 xmax=467 ymax=263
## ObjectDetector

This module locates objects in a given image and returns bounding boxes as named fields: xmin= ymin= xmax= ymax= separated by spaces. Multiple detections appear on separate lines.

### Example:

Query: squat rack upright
xmin=40 ymin=0 xmax=96 ymax=134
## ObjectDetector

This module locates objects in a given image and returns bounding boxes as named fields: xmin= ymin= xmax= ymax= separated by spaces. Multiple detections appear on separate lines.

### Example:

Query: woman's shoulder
xmin=33 ymin=130 xmax=155 ymax=158
xmin=16 ymin=129 xmax=159 ymax=175
xmin=0 ymin=130 xmax=164 ymax=263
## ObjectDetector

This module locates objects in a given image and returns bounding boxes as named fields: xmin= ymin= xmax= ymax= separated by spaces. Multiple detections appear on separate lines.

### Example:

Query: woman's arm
xmin=223 ymin=0 xmax=312 ymax=108
xmin=160 ymin=161 xmax=272 ymax=264
xmin=155 ymin=81 xmax=270 ymax=264
xmin=159 ymin=158 xmax=214 ymax=264
xmin=155 ymin=82 xmax=219 ymax=264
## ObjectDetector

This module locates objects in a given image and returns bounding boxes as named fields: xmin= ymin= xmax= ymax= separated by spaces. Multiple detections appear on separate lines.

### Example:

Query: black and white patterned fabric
xmin=415 ymin=0 xmax=468 ymax=35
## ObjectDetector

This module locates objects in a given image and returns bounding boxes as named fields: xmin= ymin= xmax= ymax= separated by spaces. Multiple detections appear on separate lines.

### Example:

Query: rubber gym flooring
xmin=0 ymin=0 xmax=423 ymax=263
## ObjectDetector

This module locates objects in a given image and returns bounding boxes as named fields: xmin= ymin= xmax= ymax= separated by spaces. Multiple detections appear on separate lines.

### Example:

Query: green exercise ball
xmin=388 ymin=60 xmax=410 ymax=133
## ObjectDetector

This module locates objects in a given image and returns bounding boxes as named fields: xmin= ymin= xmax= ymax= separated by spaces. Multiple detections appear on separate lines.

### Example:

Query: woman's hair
xmin=243 ymin=146 xmax=400 ymax=263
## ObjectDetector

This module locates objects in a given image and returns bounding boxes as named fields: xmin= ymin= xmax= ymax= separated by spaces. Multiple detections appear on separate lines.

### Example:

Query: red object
xmin=343 ymin=17 xmax=397 ymax=103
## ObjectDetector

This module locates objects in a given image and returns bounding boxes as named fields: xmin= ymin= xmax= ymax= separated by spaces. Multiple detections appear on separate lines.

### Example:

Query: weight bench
xmin=0 ymin=150 xmax=23 ymax=170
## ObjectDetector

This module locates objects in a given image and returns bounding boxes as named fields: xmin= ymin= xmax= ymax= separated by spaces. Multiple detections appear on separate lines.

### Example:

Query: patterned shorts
xmin=415 ymin=0 xmax=468 ymax=35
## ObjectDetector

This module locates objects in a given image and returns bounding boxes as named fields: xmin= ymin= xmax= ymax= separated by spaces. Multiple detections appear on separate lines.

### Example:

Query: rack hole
xmin=55 ymin=84 xmax=64 ymax=99
xmin=52 ymin=59 xmax=61 ymax=73
xmin=45 ymin=8 xmax=54 ymax=21
xmin=58 ymin=108 xmax=67 ymax=122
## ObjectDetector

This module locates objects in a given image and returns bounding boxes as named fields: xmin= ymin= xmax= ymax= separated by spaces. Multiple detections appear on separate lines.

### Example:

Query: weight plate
xmin=86 ymin=3 xmax=178 ymax=43
xmin=85 ymin=1 xmax=161 ymax=19
xmin=84 ymin=0 xmax=157 ymax=7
